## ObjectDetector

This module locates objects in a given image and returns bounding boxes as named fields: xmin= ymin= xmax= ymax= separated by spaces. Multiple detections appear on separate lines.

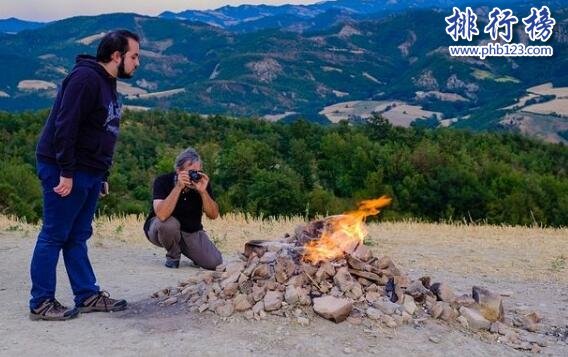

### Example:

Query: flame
xmin=302 ymin=196 xmax=392 ymax=263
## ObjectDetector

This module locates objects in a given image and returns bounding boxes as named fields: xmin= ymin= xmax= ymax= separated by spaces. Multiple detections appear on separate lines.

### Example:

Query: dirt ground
xmin=0 ymin=217 xmax=567 ymax=356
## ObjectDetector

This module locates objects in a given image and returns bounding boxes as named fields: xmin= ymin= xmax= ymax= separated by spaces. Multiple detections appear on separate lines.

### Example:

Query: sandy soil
xmin=1 ymin=217 xmax=567 ymax=356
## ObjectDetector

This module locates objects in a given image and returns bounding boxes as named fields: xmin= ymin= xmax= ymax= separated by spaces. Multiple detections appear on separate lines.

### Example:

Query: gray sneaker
xmin=78 ymin=291 xmax=127 ymax=313
xmin=29 ymin=299 xmax=79 ymax=321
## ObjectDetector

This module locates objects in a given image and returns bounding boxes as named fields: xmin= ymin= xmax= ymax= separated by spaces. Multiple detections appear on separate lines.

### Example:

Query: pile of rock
xmin=152 ymin=218 xmax=547 ymax=352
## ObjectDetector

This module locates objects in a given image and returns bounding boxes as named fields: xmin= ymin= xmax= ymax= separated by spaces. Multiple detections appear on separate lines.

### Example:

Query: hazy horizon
xmin=0 ymin=0 xmax=324 ymax=22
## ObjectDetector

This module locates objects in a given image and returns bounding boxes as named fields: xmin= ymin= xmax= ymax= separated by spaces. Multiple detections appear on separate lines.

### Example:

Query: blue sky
xmin=1 ymin=0 xmax=322 ymax=22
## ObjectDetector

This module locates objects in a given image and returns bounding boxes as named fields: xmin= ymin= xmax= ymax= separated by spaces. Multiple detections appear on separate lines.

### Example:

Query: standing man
xmin=30 ymin=30 xmax=140 ymax=320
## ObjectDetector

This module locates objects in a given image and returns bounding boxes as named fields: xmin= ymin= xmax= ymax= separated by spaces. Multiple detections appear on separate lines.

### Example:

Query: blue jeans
xmin=29 ymin=162 xmax=103 ymax=310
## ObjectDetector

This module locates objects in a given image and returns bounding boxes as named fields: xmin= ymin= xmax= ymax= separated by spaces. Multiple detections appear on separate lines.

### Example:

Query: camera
xmin=188 ymin=170 xmax=202 ymax=182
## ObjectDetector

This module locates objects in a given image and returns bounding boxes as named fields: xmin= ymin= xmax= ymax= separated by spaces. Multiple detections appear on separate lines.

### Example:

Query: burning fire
xmin=303 ymin=196 xmax=392 ymax=263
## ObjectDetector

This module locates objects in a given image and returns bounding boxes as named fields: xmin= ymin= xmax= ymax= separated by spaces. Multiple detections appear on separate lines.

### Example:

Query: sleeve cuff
xmin=60 ymin=169 xmax=74 ymax=178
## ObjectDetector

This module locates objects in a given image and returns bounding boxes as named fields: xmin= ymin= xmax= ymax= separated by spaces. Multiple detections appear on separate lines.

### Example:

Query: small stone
xmin=220 ymin=272 xmax=241 ymax=289
xmin=348 ymin=269 xmax=382 ymax=284
xmin=198 ymin=303 xmax=209 ymax=313
xmin=297 ymin=316 xmax=310 ymax=326
xmin=380 ymin=314 xmax=398 ymax=328
xmin=430 ymin=282 xmax=455 ymax=303
xmin=366 ymin=284 xmax=379 ymax=293
xmin=490 ymin=321 xmax=516 ymax=336
xmin=259 ymin=252 xmax=277 ymax=263
xmin=243 ymin=256 xmax=259 ymax=276
xmin=429 ymin=336 xmax=441 ymax=344
xmin=393 ymin=275 xmax=411 ymax=289
xmin=285 ymin=285 xmax=300 ymax=305
xmin=377 ymin=256 xmax=393 ymax=269
xmin=513 ymin=311 xmax=542 ymax=332
xmin=312 ymin=295 xmax=353 ymax=323
xmin=234 ymin=293 xmax=253 ymax=312
xmin=472 ymin=286 xmax=504 ymax=322
xmin=222 ymin=282 xmax=239 ymax=298
xmin=161 ymin=297 xmax=178 ymax=306
xmin=406 ymin=281 xmax=430 ymax=300
xmin=223 ymin=261 xmax=245 ymax=277
xmin=357 ymin=278 xmax=371 ymax=286
xmin=440 ymin=304 xmax=457 ymax=321
xmin=457 ymin=315 xmax=469 ymax=328
xmin=237 ymin=273 xmax=248 ymax=285
xmin=401 ymin=311 xmax=413 ymax=325
xmin=455 ymin=294 xmax=476 ymax=307
xmin=345 ymin=282 xmax=363 ymax=300
xmin=315 ymin=262 xmax=335 ymax=282
xmin=263 ymin=291 xmax=283 ymax=311
xmin=403 ymin=295 xmax=417 ymax=315
xmin=366 ymin=307 xmax=382 ymax=320
xmin=373 ymin=298 xmax=400 ymax=315
xmin=287 ymin=274 xmax=306 ymax=287
xmin=252 ymin=264 xmax=272 ymax=279
xmin=365 ymin=291 xmax=381 ymax=303
xmin=251 ymin=284 xmax=266 ymax=302
xmin=252 ymin=300 xmax=264 ymax=314
xmin=347 ymin=315 xmax=362 ymax=325
xmin=352 ymin=244 xmax=372 ymax=261
xmin=343 ymin=347 xmax=352 ymax=354
xmin=244 ymin=310 xmax=254 ymax=320
xmin=215 ymin=302 xmax=235 ymax=317
xmin=459 ymin=306 xmax=491 ymax=330
xmin=275 ymin=256 xmax=296 ymax=283
xmin=334 ymin=267 xmax=355 ymax=292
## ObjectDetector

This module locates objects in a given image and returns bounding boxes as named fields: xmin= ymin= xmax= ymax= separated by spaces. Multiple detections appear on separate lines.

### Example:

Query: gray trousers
xmin=147 ymin=217 xmax=223 ymax=270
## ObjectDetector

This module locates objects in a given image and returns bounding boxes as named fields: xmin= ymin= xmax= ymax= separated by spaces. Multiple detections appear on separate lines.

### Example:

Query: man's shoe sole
xmin=29 ymin=308 xmax=80 ymax=321
xmin=78 ymin=302 xmax=128 ymax=313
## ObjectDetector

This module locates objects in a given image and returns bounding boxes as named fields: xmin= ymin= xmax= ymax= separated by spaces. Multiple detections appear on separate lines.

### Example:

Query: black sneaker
xmin=78 ymin=291 xmax=127 ymax=313
xmin=29 ymin=299 xmax=79 ymax=321
xmin=165 ymin=258 xmax=180 ymax=269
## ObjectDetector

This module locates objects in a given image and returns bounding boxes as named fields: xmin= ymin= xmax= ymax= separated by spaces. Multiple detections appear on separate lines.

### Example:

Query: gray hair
xmin=174 ymin=147 xmax=201 ymax=170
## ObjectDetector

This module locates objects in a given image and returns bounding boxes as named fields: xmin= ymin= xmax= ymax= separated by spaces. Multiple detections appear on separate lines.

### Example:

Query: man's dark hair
xmin=96 ymin=30 xmax=140 ymax=63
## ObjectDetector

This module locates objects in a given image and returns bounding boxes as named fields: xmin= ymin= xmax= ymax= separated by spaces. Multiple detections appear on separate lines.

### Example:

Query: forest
xmin=1 ymin=110 xmax=567 ymax=227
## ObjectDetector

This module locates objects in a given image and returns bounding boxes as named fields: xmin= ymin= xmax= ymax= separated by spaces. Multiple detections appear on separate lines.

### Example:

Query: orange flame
xmin=302 ymin=196 xmax=392 ymax=264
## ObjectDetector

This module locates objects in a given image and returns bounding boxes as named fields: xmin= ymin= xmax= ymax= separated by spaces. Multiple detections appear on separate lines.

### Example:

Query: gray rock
xmin=233 ymin=293 xmax=252 ymax=312
xmin=252 ymin=300 xmax=264 ymax=314
xmin=215 ymin=301 xmax=235 ymax=317
xmin=372 ymin=298 xmax=400 ymax=315
xmin=459 ymin=306 xmax=491 ymax=330
xmin=285 ymin=285 xmax=300 ymax=305
xmin=366 ymin=307 xmax=382 ymax=320
xmin=334 ymin=267 xmax=355 ymax=292
xmin=251 ymin=284 xmax=266 ymax=302
xmin=312 ymin=295 xmax=353 ymax=323
xmin=430 ymin=282 xmax=456 ymax=303
xmin=259 ymin=251 xmax=277 ymax=264
xmin=403 ymin=295 xmax=418 ymax=315
xmin=352 ymin=244 xmax=372 ymax=261
xmin=472 ymin=286 xmax=504 ymax=322
xmin=263 ymin=291 xmax=283 ymax=311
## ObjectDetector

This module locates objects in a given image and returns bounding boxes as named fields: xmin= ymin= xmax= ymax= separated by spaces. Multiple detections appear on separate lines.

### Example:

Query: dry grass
xmin=1 ymin=214 xmax=566 ymax=283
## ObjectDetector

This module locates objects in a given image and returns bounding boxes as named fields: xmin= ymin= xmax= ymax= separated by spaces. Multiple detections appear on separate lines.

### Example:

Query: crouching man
xmin=144 ymin=147 xmax=223 ymax=269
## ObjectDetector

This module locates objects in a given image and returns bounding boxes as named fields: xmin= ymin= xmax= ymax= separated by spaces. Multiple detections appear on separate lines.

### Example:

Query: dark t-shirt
xmin=143 ymin=172 xmax=215 ymax=235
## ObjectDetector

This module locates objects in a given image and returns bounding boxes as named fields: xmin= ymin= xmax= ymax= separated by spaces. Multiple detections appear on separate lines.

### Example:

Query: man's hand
xmin=192 ymin=172 xmax=210 ymax=193
xmin=176 ymin=171 xmax=191 ymax=190
xmin=53 ymin=176 xmax=73 ymax=197
xmin=100 ymin=181 xmax=109 ymax=197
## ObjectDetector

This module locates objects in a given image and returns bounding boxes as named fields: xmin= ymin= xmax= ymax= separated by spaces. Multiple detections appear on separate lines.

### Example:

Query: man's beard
xmin=117 ymin=55 xmax=133 ymax=79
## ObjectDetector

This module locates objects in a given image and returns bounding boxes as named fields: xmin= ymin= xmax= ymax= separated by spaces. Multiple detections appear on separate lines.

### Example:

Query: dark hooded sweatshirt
xmin=36 ymin=55 xmax=122 ymax=179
